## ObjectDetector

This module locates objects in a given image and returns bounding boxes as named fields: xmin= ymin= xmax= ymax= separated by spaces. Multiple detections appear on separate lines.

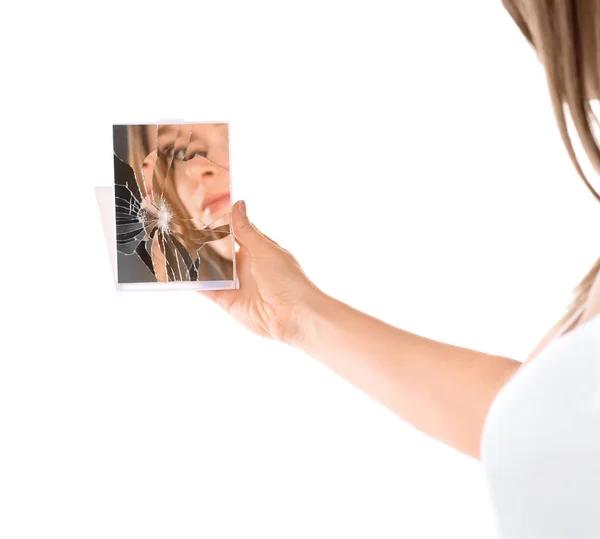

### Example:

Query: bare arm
xmin=295 ymin=291 xmax=520 ymax=459
xmin=203 ymin=201 xmax=522 ymax=460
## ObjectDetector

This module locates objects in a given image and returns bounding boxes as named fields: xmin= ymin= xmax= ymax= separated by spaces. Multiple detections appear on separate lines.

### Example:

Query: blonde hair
xmin=503 ymin=0 xmax=600 ymax=322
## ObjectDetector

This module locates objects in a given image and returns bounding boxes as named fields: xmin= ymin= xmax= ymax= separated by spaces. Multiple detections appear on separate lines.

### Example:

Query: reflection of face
xmin=141 ymin=123 xmax=233 ymax=261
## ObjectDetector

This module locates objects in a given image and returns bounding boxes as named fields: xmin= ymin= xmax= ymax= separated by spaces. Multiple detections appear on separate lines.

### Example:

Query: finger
xmin=258 ymin=230 xmax=281 ymax=248
xmin=197 ymin=288 xmax=238 ymax=311
xmin=231 ymin=200 xmax=271 ymax=255
xmin=198 ymin=289 xmax=219 ymax=303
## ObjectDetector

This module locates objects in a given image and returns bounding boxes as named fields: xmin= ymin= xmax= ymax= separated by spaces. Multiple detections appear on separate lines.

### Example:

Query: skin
xmin=200 ymin=200 xmax=600 ymax=460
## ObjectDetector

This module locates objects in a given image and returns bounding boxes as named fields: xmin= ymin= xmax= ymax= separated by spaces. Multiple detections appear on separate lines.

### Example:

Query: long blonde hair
xmin=503 ymin=0 xmax=600 ymax=322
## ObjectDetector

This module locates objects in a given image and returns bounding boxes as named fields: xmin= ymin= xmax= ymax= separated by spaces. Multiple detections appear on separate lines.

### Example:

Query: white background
xmin=2 ymin=1 xmax=600 ymax=538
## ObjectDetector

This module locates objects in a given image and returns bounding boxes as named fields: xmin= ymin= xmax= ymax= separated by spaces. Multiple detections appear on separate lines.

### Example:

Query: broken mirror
xmin=112 ymin=122 xmax=237 ymax=290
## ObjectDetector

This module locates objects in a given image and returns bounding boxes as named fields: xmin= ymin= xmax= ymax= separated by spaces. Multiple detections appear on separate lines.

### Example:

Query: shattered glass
xmin=113 ymin=122 xmax=236 ymax=287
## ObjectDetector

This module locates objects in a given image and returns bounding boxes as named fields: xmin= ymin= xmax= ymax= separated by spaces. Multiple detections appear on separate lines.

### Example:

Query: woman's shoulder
xmin=526 ymin=271 xmax=600 ymax=364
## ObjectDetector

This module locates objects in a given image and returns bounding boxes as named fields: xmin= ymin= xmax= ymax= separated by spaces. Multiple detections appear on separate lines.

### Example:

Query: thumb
xmin=231 ymin=200 xmax=269 ymax=254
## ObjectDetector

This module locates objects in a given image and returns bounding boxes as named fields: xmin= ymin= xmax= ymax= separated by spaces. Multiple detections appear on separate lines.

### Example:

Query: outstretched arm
xmin=201 ymin=201 xmax=521 ymax=459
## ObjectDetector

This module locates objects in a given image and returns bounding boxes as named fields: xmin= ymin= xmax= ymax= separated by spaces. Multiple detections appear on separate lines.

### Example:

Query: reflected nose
xmin=184 ymin=156 xmax=227 ymax=185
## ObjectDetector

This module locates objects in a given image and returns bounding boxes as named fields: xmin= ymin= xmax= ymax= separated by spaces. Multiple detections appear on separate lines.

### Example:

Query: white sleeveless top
xmin=480 ymin=310 xmax=600 ymax=538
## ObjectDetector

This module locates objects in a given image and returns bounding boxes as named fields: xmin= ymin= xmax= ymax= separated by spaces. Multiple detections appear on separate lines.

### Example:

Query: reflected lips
xmin=203 ymin=192 xmax=231 ymax=214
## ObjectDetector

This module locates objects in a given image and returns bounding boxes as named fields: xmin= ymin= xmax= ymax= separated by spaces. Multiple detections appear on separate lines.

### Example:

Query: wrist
xmin=284 ymin=286 xmax=333 ymax=349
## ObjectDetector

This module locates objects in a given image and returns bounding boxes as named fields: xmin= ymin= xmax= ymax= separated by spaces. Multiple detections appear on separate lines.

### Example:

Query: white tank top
xmin=480 ymin=310 xmax=600 ymax=538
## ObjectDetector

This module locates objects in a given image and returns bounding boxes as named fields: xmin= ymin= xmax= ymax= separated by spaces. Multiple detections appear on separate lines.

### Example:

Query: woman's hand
xmin=199 ymin=200 xmax=322 ymax=346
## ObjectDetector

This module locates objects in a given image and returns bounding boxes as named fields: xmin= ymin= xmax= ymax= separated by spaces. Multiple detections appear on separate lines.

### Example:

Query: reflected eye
xmin=187 ymin=150 xmax=208 ymax=160
xmin=174 ymin=149 xmax=187 ymax=160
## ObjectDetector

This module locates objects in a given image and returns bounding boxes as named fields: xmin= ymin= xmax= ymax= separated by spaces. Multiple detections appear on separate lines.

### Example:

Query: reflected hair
xmin=503 ymin=0 xmax=600 ymax=323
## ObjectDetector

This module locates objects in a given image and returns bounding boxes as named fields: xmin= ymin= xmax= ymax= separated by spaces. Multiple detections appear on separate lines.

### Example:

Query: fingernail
xmin=239 ymin=200 xmax=247 ymax=217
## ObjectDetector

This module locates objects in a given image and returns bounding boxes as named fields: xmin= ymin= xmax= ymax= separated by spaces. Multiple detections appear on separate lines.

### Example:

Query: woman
xmin=201 ymin=2 xmax=600 ymax=537
xmin=114 ymin=123 xmax=235 ymax=283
